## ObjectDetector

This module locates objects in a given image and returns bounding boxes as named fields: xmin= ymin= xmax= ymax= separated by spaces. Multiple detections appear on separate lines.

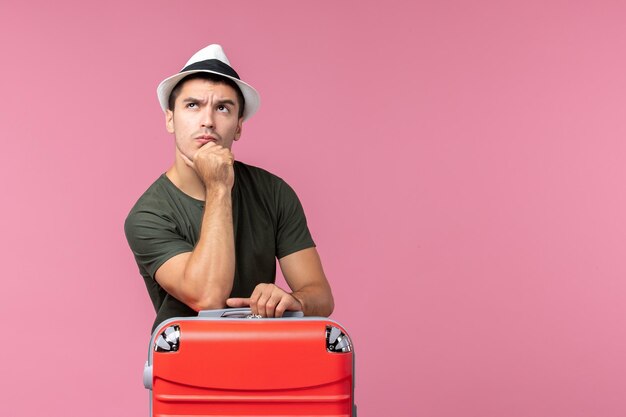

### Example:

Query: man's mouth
xmin=196 ymin=135 xmax=217 ymax=145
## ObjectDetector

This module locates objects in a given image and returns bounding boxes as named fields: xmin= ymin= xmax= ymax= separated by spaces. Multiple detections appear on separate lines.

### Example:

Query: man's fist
xmin=181 ymin=142 xmax=235 ymax=189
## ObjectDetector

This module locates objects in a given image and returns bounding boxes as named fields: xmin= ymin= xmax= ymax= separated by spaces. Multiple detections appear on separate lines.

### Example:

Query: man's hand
xmin=226 ymin=283 xmax=303 ymax=318
xmin=181 ymin=142 xmax=235 ymax=189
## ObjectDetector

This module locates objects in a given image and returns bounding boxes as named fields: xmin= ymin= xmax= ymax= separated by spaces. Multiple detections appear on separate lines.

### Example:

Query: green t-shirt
xmin=124 ymin=161 xmax=315 ymax=331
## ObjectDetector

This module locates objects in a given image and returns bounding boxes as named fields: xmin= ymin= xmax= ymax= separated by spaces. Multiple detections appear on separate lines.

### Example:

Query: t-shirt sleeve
xmin=124 ymin=208 xmax=193 ymax=280
xmin=274 ymin=179 xmax=316 ymax=259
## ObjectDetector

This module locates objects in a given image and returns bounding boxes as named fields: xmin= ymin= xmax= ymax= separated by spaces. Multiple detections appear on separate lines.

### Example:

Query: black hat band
xmin=181 ymin=59 xmax=240 ymax=80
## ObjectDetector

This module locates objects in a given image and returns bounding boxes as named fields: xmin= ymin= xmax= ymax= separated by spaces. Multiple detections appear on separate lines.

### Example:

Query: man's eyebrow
xmin=181 ymin=97 xmax=203 ymax=103
xmin=180 ymin=97 xmax=236 ymax=106
xmin=215 ymin=99 xmax=236 ymax=107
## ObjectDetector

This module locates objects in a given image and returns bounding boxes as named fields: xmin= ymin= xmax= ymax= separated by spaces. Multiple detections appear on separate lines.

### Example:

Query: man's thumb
xmin=226 ymin=297 xmax=250 ymax=307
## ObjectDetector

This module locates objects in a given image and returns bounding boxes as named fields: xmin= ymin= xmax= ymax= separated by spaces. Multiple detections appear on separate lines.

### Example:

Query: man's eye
xmin=217 ymin=105 xmax=229 ymax=112
xmin=186 ymin=103 xmax=197 ymax=108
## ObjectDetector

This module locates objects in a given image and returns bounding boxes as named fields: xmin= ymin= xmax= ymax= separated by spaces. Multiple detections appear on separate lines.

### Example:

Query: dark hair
xmin=168 ymin=73 xmax=245 ymax=118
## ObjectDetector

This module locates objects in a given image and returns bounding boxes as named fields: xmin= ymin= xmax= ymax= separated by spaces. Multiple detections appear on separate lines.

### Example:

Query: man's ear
xmin=165 ymin=109 xmax=174 ymax=133
xmin=234 ymin=117 xmax=243 ymax=141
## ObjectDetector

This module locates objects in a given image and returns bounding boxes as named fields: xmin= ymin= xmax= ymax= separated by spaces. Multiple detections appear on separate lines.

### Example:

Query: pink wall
xmin=2 ymin=1 xmax=626 ymax=416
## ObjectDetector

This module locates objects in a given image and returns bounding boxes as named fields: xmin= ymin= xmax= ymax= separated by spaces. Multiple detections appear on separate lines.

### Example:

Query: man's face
xmin=166 ymin=78 xmax=243 ymax=160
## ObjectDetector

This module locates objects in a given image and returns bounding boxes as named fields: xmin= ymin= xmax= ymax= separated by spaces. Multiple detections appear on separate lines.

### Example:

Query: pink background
xmin=2 ymin=1 xmax=626 ymax=416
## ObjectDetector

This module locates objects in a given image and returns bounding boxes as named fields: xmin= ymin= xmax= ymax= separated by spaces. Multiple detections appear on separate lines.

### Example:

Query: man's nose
xmin=201 ymin=109 xmax=214 ymax=129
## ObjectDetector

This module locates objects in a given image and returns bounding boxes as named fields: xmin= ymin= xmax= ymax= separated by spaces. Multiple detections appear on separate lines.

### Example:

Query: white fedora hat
xmin=157 ymin=44 xmax=260 ymax=121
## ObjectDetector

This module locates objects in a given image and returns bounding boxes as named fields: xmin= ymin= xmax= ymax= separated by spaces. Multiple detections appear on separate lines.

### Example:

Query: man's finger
xmin=248 ymin=287 xmax=262 ymax=316
xmin=265 ymin=294 xmax=279 ymax=318
xmin=256 ymin=292 xmax=272 ymax=318
xmin=226 ymin=298 xmax=250 ymax=307
xmin=199 ymin=141 xmax=218 ymax=150
xmin=274 ymin=298 xmax=290 ymax=318
xmin=267 ymin=291 xmax=286 ymax=317
xmin=180 ymin=153 xmax=194 ymax=167
xmin=275 ymin=295 xmax=301 ymax=317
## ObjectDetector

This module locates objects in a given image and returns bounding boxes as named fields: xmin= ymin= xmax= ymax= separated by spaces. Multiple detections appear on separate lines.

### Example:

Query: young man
xmin=125 ymin=44 xmax=334 ymax=332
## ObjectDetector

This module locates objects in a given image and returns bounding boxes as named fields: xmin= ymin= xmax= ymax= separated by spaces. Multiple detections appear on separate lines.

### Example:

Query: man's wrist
xmin=205 ymin=184 xmax=232 ymax=199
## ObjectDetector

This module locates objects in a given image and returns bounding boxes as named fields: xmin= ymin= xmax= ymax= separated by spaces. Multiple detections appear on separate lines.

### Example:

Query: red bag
xmin=144 ymin=308 xmax=356 ymax=416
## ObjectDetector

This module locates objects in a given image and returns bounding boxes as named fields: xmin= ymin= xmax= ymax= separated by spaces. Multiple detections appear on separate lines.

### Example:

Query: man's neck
xmin=166 ymin=156 xmax=207 ymax=201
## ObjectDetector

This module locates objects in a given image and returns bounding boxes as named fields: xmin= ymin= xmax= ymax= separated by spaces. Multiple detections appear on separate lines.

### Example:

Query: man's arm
xmin=155 ymin=143 xmax=236 ymax=311
xmin=227 ymin=247 xmax=334 ymax=317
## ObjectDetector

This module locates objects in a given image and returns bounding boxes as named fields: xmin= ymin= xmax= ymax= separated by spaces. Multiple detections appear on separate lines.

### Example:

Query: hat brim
xmin=157 ymin=69 xmax=260 ymax=121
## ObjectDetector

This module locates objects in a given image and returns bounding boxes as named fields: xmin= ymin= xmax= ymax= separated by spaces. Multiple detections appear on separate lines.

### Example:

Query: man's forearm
xmin=276 ymin=247 xmax=334 ymax=317
xmin=181 ymin=186 xmax=235 ymax=311
xmin=292 ymin=284 xmax=335 ymax=317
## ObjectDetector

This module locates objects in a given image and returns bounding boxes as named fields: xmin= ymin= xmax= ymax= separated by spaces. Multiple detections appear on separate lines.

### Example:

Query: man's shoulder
xmin=235 ymin=161 xmax=284 ymax=184
xmin=128 ymin=174 xmax=168 ymax=210
xmin=234 ymin=161 xmax=291 ymax=197
xmin=234 ymin=161 xmax=304 ymax=212
xmin=126 ymin=173 xmax=193 ymax=222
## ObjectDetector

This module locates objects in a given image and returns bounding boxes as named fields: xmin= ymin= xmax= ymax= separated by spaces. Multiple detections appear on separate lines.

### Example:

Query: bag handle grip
xmin=198 ymin=307 xmax=304 ymax=318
